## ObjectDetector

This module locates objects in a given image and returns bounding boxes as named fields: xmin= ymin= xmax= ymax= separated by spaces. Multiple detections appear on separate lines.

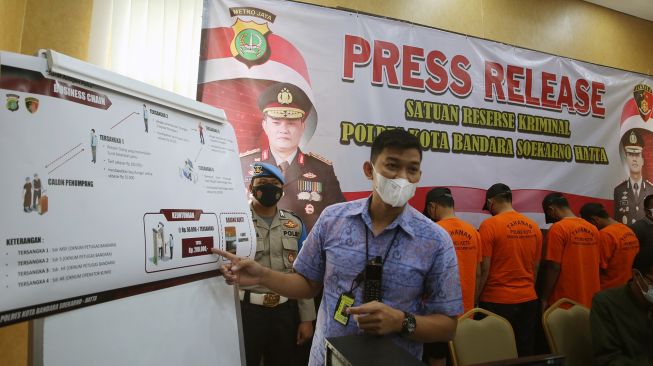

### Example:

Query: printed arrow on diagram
xmin=48 ymin=148 xmax=85 ymax=174
xmin=45 ymin=143 xmax=83 ymax=168
xmin=111 ymin=112 xmax=137 ymax=130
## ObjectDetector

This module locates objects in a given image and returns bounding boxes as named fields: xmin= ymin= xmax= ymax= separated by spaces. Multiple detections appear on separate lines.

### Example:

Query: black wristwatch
xmin=400 ymin=311 xmax=416 ymax=337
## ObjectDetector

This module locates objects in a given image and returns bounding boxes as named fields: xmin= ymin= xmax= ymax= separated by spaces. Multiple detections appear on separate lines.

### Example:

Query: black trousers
xmin=479 ymin=299 xmax=538 ymax=357
xmin=240 ymin=296 xmax=301 ymax=366
xmin=423 ymin=341 xmax=449 ymax=362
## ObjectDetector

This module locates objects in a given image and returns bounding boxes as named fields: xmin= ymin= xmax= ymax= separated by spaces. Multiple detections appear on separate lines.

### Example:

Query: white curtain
xmin=87 ymin=0 xmax=203 ymax=99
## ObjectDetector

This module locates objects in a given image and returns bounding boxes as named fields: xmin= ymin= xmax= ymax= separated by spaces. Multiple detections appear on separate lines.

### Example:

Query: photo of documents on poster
xmin=0 ymin=51 xmax=255 ymax=326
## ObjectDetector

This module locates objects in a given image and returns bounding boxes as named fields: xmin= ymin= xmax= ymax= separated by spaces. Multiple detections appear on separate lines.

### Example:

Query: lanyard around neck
xmin=365 ymin=226 xmax=400 ymax=266
xmin=347 ymin=225 xmax=401 ymax=294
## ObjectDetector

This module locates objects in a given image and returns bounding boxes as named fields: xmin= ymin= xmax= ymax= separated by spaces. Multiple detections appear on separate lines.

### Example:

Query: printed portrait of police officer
xmin=614 ymin=129 xmax=653 ymax=224
xmin=240 ymin=82 xmax=345 ymax=231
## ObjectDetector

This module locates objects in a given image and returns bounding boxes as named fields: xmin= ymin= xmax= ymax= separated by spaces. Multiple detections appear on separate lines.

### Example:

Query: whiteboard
xmin=0 ymin=50 xmax=247 ymax=366
xmin=32 ymin=277 xmax=244 ymax=366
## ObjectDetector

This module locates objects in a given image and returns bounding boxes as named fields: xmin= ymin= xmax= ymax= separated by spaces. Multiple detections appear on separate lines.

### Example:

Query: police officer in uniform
xmin=240 ymin=162 xmax=315 ymax=366
xmin=614 ymin=129 xmax=653 ymax=224
xmin=240 ymin=82 xmax=345 ymax=232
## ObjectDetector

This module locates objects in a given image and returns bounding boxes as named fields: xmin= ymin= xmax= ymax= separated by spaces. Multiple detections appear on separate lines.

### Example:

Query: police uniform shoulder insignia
xmin=239 ymin=148 xmax=261 ymax=158
xmin=283 ymin=220 xmax=298 ymax=229
xmin=308 ymin=152 xmax=333 ymax=165
xmin=280 ymin=209 xmax=302 ymax=225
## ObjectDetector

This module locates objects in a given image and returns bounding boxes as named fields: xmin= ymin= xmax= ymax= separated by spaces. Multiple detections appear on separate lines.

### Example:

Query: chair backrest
xmin=449 ymin=308 xmax=518 ymax=366
xmin=543 ymin=298 xmax=593 ymax=366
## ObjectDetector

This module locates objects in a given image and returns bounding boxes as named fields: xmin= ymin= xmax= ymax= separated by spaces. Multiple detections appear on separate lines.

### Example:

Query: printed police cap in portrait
xmin=259 ymin=83 xmax=311 ymax=119
xmin=258 ymin=82 xmax=315 ymax=149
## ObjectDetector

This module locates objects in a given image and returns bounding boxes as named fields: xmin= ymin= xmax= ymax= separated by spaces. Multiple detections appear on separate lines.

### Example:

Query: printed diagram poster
xmin=0 ymin=52 xmax=254 ymax=326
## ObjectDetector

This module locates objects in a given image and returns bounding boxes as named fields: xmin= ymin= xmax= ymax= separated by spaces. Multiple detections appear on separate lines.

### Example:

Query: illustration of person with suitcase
xmin=32 ymin=173 xmax=41 ymax=210
xmin=22 ymin=177 xmax=32 ymax=212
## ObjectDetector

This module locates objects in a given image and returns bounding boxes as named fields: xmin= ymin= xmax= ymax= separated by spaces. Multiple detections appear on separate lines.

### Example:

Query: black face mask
xmin=252 ymin=184 xmax=283 ymax=207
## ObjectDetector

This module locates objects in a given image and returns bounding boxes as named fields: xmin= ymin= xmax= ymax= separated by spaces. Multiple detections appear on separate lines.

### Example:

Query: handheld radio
xmin=363 ymin=256 xmax=383 ymax=303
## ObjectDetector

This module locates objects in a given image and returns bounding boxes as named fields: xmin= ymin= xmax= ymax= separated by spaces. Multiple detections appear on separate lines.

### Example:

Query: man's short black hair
xmin=492 ymin=192 xmax=512 ymax=203
xmin=370 ymin=129 xmax=422 ymax=163
xmin=542 ymin=192 xmax=569 ymax=209
xmin=645 ymin=194 xmax=653 ymax=209
xmin=483 ymin=183 xmax=512 ymax=211
xmin=424 ymin=187 xmax=455 ymax=210
xmin=580 ymin=203 xmax=610 ymax=221
xmin=633 ymin=245 xmax=653 ymax=275
xmin=542 ymin=192 xmax=568 ymax=224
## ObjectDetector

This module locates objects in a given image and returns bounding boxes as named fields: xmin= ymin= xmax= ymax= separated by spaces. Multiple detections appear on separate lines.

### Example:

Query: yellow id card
xmin=333 ymin=293 xmax=355 ymax=326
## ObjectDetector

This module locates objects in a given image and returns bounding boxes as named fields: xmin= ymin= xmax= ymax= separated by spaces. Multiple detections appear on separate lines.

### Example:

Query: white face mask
xmin=635 ymin=271 xmax=653 ymax=304
xmin=372 ymin=165 xmax=417 ymax=207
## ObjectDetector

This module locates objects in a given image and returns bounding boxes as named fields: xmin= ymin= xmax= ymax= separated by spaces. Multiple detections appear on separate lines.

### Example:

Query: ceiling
xmin=584 ymin=0 xmax=653 ymax=22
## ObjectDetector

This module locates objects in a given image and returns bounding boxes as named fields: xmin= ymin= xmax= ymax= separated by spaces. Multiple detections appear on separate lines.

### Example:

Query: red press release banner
xmin=199 ymin=0 xmax=653 ymax=227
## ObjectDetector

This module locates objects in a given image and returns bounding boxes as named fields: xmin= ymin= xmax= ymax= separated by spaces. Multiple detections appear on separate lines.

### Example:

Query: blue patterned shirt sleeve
xmin=421 ymin=228 xmax=463 ymax=316
xmin=293 ymin=207 xmax=326 ymax=282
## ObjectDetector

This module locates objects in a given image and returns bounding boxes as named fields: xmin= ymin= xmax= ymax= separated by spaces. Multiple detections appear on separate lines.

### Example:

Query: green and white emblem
xmin=6 ymin=94 xmax=19 ymax=112
xmin=236 ymin=28 xmax=267 ymax=61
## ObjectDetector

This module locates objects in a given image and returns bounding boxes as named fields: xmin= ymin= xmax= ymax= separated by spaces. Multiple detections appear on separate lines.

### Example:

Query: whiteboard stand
xmin=30 ymin=278 xmax=245 ymax=366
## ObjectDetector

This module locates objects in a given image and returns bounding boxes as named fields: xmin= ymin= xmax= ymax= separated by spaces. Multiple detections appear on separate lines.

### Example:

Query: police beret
xmin=251 ymin=162 xmax=285 ymax=185
xmin=258 ymin=82 xmax=312 ymax=119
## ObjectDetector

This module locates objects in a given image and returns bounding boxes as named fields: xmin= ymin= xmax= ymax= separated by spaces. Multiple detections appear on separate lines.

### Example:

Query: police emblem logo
xmin=630 ymin=131 xmax=638 ymax=144
xmin=229 ymin=19 xmax=271 ymax=67
xmin=25 ymin=97 xmax=39 ymax=114
xmin=253 ymin=165 xmax=263 ymax=175
xmin=283 ymin=220 xmax=298 ymax=229
xmin=634 ymin=83 xmax=653 ymax=122
xmin=6 ymin=94 xmax=19 ymax=112
xmin=277 ymin=88 xmax=293 ymax=105
xmin=237 ymin=28 xmax=267 ymax=60
xmin=287 ymin=251 xmax=296 ymax=263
